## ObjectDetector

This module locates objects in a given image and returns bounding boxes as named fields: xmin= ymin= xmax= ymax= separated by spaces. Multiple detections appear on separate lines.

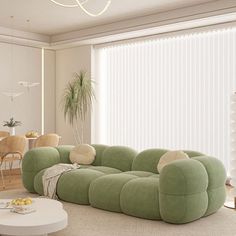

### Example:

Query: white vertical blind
xmin=94 ymin=28 xmax=236 ymax=170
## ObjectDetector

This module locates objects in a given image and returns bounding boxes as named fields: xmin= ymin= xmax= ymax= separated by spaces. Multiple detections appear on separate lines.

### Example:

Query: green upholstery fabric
xmin=91 ymin=144 xmax=109 ymax=166
xmin=120 ymin=178 xmax=161 ymax=220
xmin=159 ymin=192 xmax=208 ymax=224
xmin=34 ymin=166 xmax=120 ymax=198
xmin=56 ymin=145 xmax=74 ymax=163
xmin=192 ymin=156 xmax=226 ymax=216
xmin=34 ymin=169 xmax=46 ymax=195
xmin=56 ymin=144 xmax=110 ymax=166
xmin=123 ymin=171 xmax=155 ymax=177
xmin=101 ymin=146 xmax=137 ymax=171
xmin=148 ymin=174 xmax=159 ymax=178
xmin=160 ymin=159 xmax=208 ymax=195
xmin=89 ymin=174 xmax=137 ymax=212
xmin=159 ymin=159 xmax=209 ymax=223
xmin=132 ymin=149 xmax=168 ymax=174
xmin=57 ymin=169 xmax=104 ymax=205
xmin=22 ymin=145 xmax=226 ymax=224
xmin=87 ymin=166 xmax=121 ymax=174
xmin=22 ymin=147 xmax=60 ymax=193
xmin=183 ymin=150 xmax=204 ymax=157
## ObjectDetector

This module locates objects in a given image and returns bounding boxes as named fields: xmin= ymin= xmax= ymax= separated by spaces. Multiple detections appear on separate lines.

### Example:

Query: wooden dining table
xmin=0 ymin=136 xmax=37 ymax=150
xmin=0 ymin=136 xmax=61 ymax=150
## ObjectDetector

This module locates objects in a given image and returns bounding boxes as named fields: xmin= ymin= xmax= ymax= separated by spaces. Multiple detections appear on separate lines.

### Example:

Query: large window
xmin=93 ymin=28 xmax=236 ymax=170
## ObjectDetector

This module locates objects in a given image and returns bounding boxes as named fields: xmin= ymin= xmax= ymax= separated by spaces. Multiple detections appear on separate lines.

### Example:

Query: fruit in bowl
xmin=25 ymin=131 xmax=39 ymax=138
xmin=11 ymin=198 xmax=33 ymax=212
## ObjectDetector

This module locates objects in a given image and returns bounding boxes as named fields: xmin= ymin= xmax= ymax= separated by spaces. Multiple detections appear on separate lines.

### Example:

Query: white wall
xmin=44 ymin=49 xmax=56 ymax=134
xmin=55 ymin=45 xmax=92 ymax=145
xmin=0 ymin=42 xmax=42 ymax=135
xmin=0 ymin=42 xmax=92 ymax=150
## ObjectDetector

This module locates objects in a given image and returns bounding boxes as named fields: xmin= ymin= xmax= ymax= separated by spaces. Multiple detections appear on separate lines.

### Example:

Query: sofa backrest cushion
xmin=183 ymin=150 xmax=204 ymax=157
xmin=56 ymin=145 xmax=74 ymax=163
xmin=101 ymin=146 xmax=137 ymax=171
xmin=132 ymin=149 xmax=204 ymax=174
xmin=132 ymin=149 xmax=168 ymax=174
xmin=91 ymin=144 xmax=110 ymax=166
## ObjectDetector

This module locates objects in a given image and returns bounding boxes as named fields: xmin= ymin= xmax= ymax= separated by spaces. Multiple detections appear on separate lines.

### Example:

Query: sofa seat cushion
xmin=124 ymin=171 xmax=156 ymax=177
xmin=87 ymin=166 xmax=122 ymax=174
xmin=89 ymin=174 xmax=137 ymax=212
xmin=148 ymin=174 xmax=159 ymax=179
xmin=57 ymin=169 xmax=105 ymax=205
xmin=120 ymin=177 xmax=161 ymax=220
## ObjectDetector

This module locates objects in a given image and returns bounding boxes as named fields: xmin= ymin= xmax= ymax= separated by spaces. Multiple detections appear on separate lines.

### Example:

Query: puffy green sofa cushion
xmin=120 ymin=177 xmax=161 ymax=220
xmin=183 ymin=150 xmax=204 ymax=157
xmin=87 ymin=166 xmax=121 ymax=174
xmin=22 ymin=147 xmax=60 ymax=193
xmin=192 ymin=156 xmax=226 ymax=216
xmin=34 ymin=169 xmax=46 ymax=195
xmin=159 ymin=159 xmax=209 ymax=224
xmin=132 ymin=149 xmax=168 ymax=174
xmin=160 ymin=192 xmax=208 ymax=224
xmin=33 ymin=165 xmax=121 ymax=199
xmin=91 ymin=144 xmax=109 ymax=166
xmin=56 ymin=145 xmax=110 ymax=166
xmin=89 ymin=174 xmax=137 ymax=212
xmin=123 ymin=171 xmax=156 ymax=177
xmin=56 ymin=145 xmax=74 ymax=163
xmin=101 ymin=146 xmax=137 ymax=171
xmin=57 ymin=169 xmax=105 ymax=205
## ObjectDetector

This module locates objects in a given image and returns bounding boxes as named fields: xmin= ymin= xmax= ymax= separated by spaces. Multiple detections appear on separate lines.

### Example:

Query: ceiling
xmin=0 ymin=0 xmax=216 ymax=36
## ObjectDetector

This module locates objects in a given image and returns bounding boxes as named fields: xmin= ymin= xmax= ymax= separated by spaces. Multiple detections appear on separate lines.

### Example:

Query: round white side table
xmin=0 ymin=198 xmax=68 ymax=236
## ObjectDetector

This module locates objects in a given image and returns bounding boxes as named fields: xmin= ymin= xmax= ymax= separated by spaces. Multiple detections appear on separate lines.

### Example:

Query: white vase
xmin=9 ymin=127 xmax=15 ymax=136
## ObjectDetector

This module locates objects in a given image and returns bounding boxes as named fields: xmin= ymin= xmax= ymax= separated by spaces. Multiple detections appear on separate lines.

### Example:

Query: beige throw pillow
xmin=70 ymin=144 xmax=96 ymax=165
xmin=157 ymin=150 xmax=189 ymax=173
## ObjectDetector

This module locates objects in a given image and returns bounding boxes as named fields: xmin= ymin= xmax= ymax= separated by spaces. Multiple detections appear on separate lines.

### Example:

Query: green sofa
xmin=22 ymin=145 xmax=226 ymax=224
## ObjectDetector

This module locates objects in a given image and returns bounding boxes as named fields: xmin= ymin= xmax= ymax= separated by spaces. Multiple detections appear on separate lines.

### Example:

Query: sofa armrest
xmin=22 ymin=147 xmax=61 ymax=193
xmin=159 ymin=157 xmax=226 ymax=224
xmin=192 ymin=156 xmax=226 ymax=216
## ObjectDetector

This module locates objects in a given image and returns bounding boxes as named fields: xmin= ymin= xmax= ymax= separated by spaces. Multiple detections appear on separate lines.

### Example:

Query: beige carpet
xmin=0 ymin=189 xmax=236 ymax=236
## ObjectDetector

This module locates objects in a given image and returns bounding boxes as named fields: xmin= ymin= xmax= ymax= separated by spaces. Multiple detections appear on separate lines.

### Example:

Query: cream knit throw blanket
xmin=42 ymin=163 xmax=80 ymax=199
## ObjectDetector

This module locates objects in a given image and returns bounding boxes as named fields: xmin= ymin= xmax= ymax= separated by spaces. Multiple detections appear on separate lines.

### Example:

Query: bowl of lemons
xmin=10 ymin=198 xmax=34 ymax=213
xmin=25 ymin=131 xmax=39 ymax=138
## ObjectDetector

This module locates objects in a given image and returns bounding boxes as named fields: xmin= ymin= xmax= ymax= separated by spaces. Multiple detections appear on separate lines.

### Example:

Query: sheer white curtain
xmin=93 ymin=28 xmax=236 ymax=170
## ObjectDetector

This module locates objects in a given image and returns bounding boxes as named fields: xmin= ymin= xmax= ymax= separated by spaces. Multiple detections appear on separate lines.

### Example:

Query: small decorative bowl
xmin=10 ymin=198 xmax=34 ymax=213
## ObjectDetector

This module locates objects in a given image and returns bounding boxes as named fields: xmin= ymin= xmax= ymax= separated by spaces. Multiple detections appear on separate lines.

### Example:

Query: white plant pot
xmin=9 ymin=127 xmax=15 ymax=136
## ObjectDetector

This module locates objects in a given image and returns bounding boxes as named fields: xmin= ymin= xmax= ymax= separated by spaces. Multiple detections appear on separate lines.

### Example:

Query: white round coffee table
xmin=0 ymin=198 xmax=68 ymax=236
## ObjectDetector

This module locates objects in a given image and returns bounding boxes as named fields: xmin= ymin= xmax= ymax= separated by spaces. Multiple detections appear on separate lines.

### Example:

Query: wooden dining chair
xmin=0 ymin=131 xmax=10 ymax=138
xmin=0 ymin=136 xmax=26 ymax=188
xmin=33 ymin=133 xmax=60 ymax=148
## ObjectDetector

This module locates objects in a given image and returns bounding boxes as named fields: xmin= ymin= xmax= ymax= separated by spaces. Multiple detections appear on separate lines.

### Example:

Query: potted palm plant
xmin=3 ymin=117 xmax=22 ymax=135
xmin=62 ymin=71 xmax=95 ymax=144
